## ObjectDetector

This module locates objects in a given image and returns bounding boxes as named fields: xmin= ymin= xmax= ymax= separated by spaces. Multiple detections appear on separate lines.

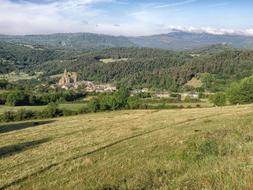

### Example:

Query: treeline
xmin=0 ymin=102 xmax=88 ymax=123
xmin=0 ymin=87 xmax=133 ymax=123
xmin=209 ymin=75 xmax=253 ymax=106
xmin=0 ymin=88 xmax=86 ymax=106
xmin=87 ymin=87 xmax=136 ymax=112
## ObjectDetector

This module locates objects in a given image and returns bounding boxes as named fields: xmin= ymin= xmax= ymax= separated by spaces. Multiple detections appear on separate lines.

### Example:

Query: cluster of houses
xmin=81 ymin=81 xmax=116 ymax=93
xmin=56 ymin=69 xmax=200 ymax=98
xmin=57 ymin=69 xmax=116 ymax=93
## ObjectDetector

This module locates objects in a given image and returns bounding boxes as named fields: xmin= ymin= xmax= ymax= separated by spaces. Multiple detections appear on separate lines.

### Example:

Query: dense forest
xmin=1 ymin=32 xmax=253 ymax=50
xmin=1 ymin=42 xmax=253 ymax=91
xmin=0 ymin=33 xmax=135 ymax=50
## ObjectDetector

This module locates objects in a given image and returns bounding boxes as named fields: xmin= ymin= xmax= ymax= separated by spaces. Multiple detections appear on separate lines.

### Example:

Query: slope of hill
xmin=1 ymin=31 xmax=253 ymax=50
xmin=129 ymin=31 xmax=253 ymax=50
xmin=1 ymin=105 xmax=253 ymax=189
xmin=30 ymin=46 xmax=253 ymax=90
xmin=2 ymin=43 xmax=253 ymax=91
xmin=0 ymin=33 xmax=136 ymax=50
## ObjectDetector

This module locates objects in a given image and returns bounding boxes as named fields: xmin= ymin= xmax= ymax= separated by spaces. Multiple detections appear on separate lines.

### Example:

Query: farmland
xmin=1 ymin=105 xmax=253 ymax=189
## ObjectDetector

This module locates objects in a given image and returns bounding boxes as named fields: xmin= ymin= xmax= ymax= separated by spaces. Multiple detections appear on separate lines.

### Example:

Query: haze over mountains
xmin=1 ymin=31 xmax=253 ymax=50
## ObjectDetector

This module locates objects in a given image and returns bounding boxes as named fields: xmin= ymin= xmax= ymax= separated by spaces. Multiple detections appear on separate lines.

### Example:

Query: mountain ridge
xmin=1 ymin=31 xmax=253 ymax=50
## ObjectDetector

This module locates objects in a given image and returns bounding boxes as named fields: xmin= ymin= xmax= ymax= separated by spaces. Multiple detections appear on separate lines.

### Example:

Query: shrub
xmin=62 ymin=109 xmax=78 ymax=116
xmin=0 ymin=79 xmax=8 ymax=89
xmin=5 ymin=90 xmax=27 ymax=106
xmin=127 ymin=96 xmax=141 ymax=109
xmin=209 ymin=93 xmax=226 ymax=106
xmin=99 ymin=94 xmax=113 ymax=111
xmin=15 ymin=109 xmax=35 ymax=121
xmin=78 ymin=106 xmax=89 ymax=114
xmin=226 ymin=76 xmax=253 ymax=104
xmin=0 ymin=93 xmax=8 ymax=105
xmin=0 ymin=111 xmax=16 ymax=122
xmin=184 ymin=96 xmax=199 ymax=103
xmin=88 ymin=98 xmax=100 ymax=112
xmin=41 ymin=102 xmax=60 ymax=118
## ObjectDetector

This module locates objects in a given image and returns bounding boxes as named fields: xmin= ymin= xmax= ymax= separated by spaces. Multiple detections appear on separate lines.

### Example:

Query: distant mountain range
xmin=1 ymin=31 xmax=253 ymax=50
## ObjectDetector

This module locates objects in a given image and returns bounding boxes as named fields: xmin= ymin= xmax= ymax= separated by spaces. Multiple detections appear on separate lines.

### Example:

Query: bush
xmin=5 ymin=90 xmax=27 ymax=106
xmin=226 ymin=76 xmax=253 ymax=104
xmin=15 ymin=109 xmax=35 ymax=121
xmin=127 ymin=96 xmax=141 ymax=109
xmin=62 ymin=109 xmax=78 ymax=116
xmin=0 ymin=93 xmax=8 ymax=105
xmin=184 ymin=96 xmax=199 ymax=103
xmin=209 ymin=93 xmax=226 ymax=106
xmin=77 ymin=106 xmax=89 ymax=114
xmin=99 ymin=94 xmax=113 ymax=111
xmin=0 ymin=111 xmax=16 ymax=122
xmin=88 ymin=98 xmax=100 ymax=112
xmin=0 ymin=79 xmax=8 ymax=89
xmin=41 ymin=102 xmax=60 ymax=118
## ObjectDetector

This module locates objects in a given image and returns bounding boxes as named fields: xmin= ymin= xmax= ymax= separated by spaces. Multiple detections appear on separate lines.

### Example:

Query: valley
xmin=1 ymin=0 xmax=253 ymax=189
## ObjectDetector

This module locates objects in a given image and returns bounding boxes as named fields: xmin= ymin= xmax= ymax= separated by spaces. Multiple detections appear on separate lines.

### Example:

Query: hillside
xmin=129 ymin=31 xmax=253 ymax=50
xmin=1 ymin=31 xmax=253 ymax=50
xmin=2 ymin=43 xmax=253 ymax=91
xmin=1 ymin=105 xmax=253 ymax=189
xmin=30 ymin=46 xmax=253 ymax=91
xmin=0 ymin=33 xmax=136 ymax=50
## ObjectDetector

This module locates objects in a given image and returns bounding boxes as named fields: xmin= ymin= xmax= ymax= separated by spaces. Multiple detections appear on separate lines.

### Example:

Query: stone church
xmin=58 ymin=69 xmax=78 ymax=89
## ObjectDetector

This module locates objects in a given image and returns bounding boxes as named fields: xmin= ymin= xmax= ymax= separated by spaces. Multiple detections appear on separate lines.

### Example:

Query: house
xmin=182 ymin=92 xmax=199 ymax=99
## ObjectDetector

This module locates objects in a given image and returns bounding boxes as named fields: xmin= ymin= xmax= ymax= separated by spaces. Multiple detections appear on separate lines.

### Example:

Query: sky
xmin=0 ymin=0 xmax=253 ymax=36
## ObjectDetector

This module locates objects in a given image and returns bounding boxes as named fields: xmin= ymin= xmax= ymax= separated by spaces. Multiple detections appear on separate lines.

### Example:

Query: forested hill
xmin=2 ymin=42 xmax=253 ymax=91
xmin=0 ymin=33 xmax=136 ymax=50
xmin=1 ymin=31 xmax=253 ymax=50
xmin=129 ymin=31 xmax=253 ymax=50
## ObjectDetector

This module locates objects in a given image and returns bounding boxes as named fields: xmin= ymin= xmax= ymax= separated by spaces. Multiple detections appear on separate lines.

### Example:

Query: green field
xmin=100 ymin=58 xmax=128 ymax=64
xmin=0 ymin=72 xmax=36 ymax=82
xmin=0 ymin=103 xmax=86 ymax=114
xmin=1 ymin=105 xmax=253 ymax=189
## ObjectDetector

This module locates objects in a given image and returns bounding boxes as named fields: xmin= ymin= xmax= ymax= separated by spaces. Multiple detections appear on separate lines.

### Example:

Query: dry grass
xmin=0 ymin=105 xmax=253 ymax=189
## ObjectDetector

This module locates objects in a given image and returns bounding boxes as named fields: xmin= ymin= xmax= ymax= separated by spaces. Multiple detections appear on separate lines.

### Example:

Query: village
xmin=56 ymin=69 xmax=117 ymax=93
xmin=56 ymin=69 xmax=201 ymax=100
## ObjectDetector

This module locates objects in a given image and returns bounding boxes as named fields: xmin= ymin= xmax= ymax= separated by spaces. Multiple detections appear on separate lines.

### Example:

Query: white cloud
xmin=155 ymin=0 xmax=197 ymax=9
xmin=0 ymin=0 xmax=252 ymax=37
xmin=169 ymin=26 xmax=253 ymax=36
xmin=0 ymin=0 xmax=118 ymax=35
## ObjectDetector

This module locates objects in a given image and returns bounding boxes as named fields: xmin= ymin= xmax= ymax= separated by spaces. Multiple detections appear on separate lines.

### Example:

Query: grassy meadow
xmin=100 ymin=58 xmax=128 ymax=64
xmin=0 ymin=103 xmax=86 ymax=114
xmin=0 ymin=72 xmax=36 ymax=82
xmin=1 ymin=105 xmax=253 ymax=189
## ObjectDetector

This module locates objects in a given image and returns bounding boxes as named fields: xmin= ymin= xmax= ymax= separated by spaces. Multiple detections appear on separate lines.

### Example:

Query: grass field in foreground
xmin=1 ymin=105 xmax=253 ymax=189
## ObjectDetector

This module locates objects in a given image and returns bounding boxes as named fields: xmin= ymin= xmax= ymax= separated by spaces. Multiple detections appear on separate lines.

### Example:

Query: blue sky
xmin=1 ymin=0 xmax=253 ymax=36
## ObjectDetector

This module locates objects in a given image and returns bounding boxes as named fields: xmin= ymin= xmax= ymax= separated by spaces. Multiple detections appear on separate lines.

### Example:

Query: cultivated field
xmin=1 ymin=105 xmax=253 ymax=189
